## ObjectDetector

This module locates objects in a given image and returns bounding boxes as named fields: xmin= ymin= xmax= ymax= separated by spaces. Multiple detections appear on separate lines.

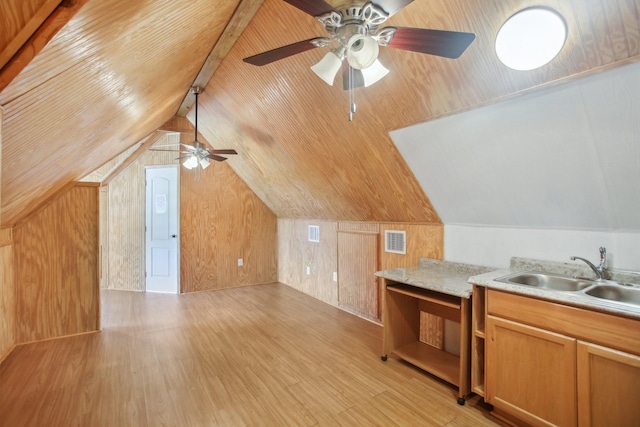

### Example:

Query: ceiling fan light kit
xmin=359 ymin=59 xmax=389 ymax=87
xmin=243 ymin=0 xmax=476 ymax=119
xmin=345 ymin=34 xmax=380 ymax=69
xmin=150 ymin=86 xmax=237 ymax=176
xmin=311 ymin=50 xmax=344 ymax=85
xmin=182 ymin=154 xmax=200 ymax=170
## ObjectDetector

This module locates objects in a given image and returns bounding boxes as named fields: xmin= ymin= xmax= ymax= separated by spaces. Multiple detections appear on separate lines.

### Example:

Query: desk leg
xmin=458 ymin=297 xmax=471 ymax=404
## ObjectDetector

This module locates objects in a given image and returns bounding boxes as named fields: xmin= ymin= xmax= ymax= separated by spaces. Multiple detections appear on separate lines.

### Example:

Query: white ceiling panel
xmin=390 ymin=61 xmax=640 ymax=231
xmin=579 ymin=63 xmax=640 ymax=231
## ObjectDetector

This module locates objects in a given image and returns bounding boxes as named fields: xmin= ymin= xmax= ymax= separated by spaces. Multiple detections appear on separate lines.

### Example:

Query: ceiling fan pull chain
xmin=349 ymin=66 xmax=356 ymax=121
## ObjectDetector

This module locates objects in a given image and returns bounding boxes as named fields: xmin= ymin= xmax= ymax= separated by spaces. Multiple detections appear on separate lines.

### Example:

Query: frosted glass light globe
xmin=496 ymin=7 xmax=567 ymax=71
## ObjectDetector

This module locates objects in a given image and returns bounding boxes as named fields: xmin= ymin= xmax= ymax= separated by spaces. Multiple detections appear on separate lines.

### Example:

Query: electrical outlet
xmin=306 ymin=266 xmax=311 ymax=275
xmin=237 ymin=258 xmax=243 ymax=267
xmin=333 ymin=272 xmax=337 ymax=282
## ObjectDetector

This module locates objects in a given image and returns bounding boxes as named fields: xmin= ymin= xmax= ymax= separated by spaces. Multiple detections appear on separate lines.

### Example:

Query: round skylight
xmin=495 ymin=7 xmax=567 ymax=71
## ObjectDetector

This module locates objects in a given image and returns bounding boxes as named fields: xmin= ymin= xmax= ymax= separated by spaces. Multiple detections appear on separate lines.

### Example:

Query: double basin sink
xmin=495 ymin=271 xmax=640 ymax=307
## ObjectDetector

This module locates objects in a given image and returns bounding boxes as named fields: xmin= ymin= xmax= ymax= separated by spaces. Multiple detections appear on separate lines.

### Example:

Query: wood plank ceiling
xmin=1 ymin=0 xmax=639 ymax=227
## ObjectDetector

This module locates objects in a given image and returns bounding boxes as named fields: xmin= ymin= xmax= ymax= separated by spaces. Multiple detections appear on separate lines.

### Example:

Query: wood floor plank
xmin=0 ymin=283 xmax=505 ymax=426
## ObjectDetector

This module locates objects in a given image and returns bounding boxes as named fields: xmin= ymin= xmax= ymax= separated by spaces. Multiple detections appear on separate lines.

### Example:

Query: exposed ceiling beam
xmin=0 ymin=0 xmax=60 ymax=70
xmin=0 ymin=0 xmax=89 ymax=93
xmin=176 ymin=0 xmax=265 ymax=117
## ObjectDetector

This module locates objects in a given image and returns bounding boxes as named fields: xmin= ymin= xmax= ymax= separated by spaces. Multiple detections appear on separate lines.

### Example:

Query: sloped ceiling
xmin=1 ymin=0 xmax=639 ymax=228
xmin=391 ymin=61 xmax=640 ymax=231
xmin=188 ymin=0 xmax=640 ymax=222
xmin=0 ymin=0 xmax=244 ymax=226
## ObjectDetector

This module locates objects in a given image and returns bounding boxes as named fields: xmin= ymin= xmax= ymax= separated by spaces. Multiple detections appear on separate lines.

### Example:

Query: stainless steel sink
xmin=584 ymin=285 xmax=640 ymax=306
xmin=495 ymin=271 xmax=595 ymax=292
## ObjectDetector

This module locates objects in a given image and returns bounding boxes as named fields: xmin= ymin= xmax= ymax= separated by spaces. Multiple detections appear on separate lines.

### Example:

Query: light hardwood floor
xmin=0 ymin=284 xmax=505 ymax=426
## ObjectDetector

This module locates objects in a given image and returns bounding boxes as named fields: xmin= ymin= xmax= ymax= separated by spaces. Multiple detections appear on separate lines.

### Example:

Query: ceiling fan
xmin=243 ymin=0 xmax=475 ymax=118
xmin=152 ymin=87 xmax=237 ymax=170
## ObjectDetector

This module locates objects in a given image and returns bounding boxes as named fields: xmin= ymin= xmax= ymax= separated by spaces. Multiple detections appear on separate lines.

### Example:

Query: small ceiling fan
xmin=152 ymin=87 xmax=237 ymax=170
xmin=243 ymin=0 xmax=476 ymax=110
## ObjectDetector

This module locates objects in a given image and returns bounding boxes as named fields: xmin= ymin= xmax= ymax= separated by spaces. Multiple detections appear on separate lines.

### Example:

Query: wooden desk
xmin=378 ymin=271 xmax=475 ymax=404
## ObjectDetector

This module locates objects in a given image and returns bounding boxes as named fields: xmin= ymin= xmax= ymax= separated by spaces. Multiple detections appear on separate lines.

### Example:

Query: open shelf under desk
xmin=393 ymin=341 xmax=460 ymax=387
xmin=387 ymin=284 xmax=462 ymax=309
xmin=382 ymin=278 xmax=472 ymax=402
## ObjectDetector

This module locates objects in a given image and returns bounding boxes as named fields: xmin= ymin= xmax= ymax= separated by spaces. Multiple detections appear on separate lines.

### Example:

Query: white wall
xmin=390 ymin=61 xmax=640 ymax=271
xmin=444 ymin=225 xmax=639 ymax=271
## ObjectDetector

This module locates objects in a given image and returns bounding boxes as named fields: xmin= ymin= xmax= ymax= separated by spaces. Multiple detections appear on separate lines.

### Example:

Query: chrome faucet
xmin=571 ymin=247 xmax=607 ymax=281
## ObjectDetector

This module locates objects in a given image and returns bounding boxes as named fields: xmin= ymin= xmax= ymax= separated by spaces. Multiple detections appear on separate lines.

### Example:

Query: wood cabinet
xmin=478 ymin=288 xmax=640 ymax=427
xmin=382 ymin=281 xmax=471 ymax=403
xmin=471 ymin=284 xmax=486 ymax=397
xmin=577 ymin=341 xmax=640 ymax=426
xmin=486 ymin=315 xmax=577 ymax=426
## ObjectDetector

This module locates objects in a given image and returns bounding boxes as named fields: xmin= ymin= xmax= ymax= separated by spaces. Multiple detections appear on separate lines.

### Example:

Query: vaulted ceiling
xmin=1 ymin=0 xmax=638 ymax=228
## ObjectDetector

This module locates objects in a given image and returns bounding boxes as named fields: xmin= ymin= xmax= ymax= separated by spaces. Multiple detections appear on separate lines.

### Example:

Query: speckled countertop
xmin=376 ymin=256 xmax=640 ymax=319
xmin=374 ymin=258 xmax=493 ymax=299
xmin=469 ymin=257 xmax=640 ymax=320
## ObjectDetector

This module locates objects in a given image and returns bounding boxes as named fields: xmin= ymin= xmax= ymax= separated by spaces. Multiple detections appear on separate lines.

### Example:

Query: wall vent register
xmin=385 ymin=230 xmax=406 ymax=254
xmin=308 ymin=225 xmax=320 ymax=242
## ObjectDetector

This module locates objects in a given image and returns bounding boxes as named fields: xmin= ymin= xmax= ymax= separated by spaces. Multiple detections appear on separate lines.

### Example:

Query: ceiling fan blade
xmin=149 ymin=148 xmax=180 ymax=152
xmin=385 ymin=27 xmax=475 ymax=59
xmin=243 ymin=37 xmax=330 ymax=66
xmin=206 ymin=154 xmax=229 ymax=162
xmin=208 ymin=149 xmax=238 ymax=155
xmin=377 ymin=0 xmax=414 ymax=17
xmin=283 ymin=0 xmax=335 ymax=17
xmin=342 ymin=64 xmax=365 ymax=91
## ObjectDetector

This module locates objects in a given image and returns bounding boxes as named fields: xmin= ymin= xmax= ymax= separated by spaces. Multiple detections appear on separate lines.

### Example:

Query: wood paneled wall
xmin=0 ymin=107 xmax=15 ymax=362
xmin=0 ymin=236 xmax=15 ymax=363
xmin=278 ymin=219 xmax=444 ymax=311
xmin=180 ymin=159 xmax=278 ymax=293
xmin=14 ymin=183 xmax=99 ymax=343
xmin=379 ymin=223 xmax=444 ymax=268
xmin=102 ymin=135 xmax=178 ymax=291
xmin=337 ymin=229 xmax=378 ymax=319
xmin=100 ymin=133 xmax=277 ymax=293
xmin=278 ymin=219 xmax=339 ymax=305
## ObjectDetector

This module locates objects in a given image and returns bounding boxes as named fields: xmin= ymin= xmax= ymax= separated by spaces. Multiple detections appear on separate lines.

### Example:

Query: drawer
xmin=487 ymin=290 xmax=640 ymax=355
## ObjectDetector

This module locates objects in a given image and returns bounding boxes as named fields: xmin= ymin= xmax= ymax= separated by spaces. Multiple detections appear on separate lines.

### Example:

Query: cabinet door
xmin=577 ymin=341 xmax=640 ymax=427
xmin=486 ymin=315 xmax=577 ymax=427
xmin=337 ymin=231 xmax=378 ymax=319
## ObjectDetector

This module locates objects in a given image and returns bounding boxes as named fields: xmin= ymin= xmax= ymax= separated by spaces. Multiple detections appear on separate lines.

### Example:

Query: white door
xmin=145 ymin=166 xmax=179 ymax=293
